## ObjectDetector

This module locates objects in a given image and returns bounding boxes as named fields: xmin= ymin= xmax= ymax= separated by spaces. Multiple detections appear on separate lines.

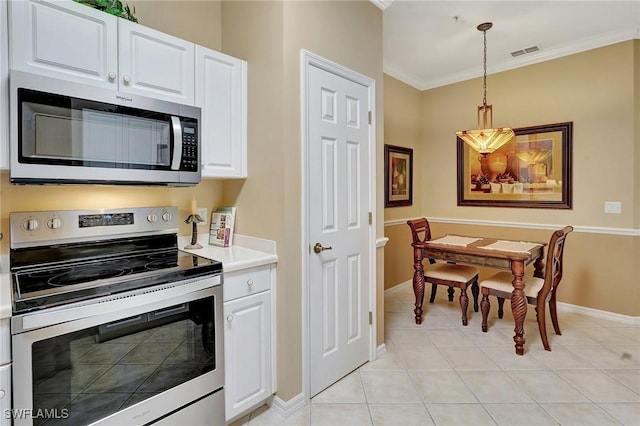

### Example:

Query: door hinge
xmin=368 ymin=311 xmax=373 ymax=325
xmin=368 ymin=111 xmax=372 ymax=125
xmin=368 ymin=212 xmax=372 ymax=225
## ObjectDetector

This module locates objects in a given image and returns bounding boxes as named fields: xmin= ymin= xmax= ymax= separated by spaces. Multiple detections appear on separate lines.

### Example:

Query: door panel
xmin=308 ymin=64 xmax=370 ymax=397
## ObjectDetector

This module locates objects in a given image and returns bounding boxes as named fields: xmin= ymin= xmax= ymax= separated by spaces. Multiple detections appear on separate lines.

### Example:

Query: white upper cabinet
xmin=9 ymin=0 xmax=195 ymax=105
xmin=118 ymin=19 xmax=194 ymax=104
xmin=196 ymin=45 xmax=247 ymax=178
xmin=9 ymin=0 xmax=118 ymax=87
xmin=1 ymin=0 xmax=9 ymax=169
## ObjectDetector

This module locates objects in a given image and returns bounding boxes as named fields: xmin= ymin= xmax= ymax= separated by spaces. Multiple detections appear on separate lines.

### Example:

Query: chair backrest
xmin=407 ymin=218 xmax=440 ymax=265
xmin=406 ymin=218 xmax=433 ymax=246
xmin=538 ymin=226 xmax=573 ymax=300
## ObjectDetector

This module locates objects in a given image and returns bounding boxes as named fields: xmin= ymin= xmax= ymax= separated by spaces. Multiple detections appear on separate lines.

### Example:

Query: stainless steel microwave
xmin=9 ymin=70 xmax=201 ymax=186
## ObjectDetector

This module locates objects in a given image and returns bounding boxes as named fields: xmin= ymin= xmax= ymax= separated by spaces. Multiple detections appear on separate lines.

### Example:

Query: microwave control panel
xmin=180 ymin=125 xmax=198 ymax=171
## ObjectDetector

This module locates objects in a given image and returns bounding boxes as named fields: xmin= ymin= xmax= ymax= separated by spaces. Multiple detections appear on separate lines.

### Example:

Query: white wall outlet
xmin=196 ymin=207 xmax=209 ymax=225
xmin=604 ymin=201 xmax=622 ymax=214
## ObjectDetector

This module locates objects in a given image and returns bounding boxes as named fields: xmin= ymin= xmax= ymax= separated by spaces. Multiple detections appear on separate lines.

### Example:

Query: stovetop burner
xmin=10 ymin=207 xmax=222 ymax=314
xmin=12 ymin=243 xmax=221 ymax=313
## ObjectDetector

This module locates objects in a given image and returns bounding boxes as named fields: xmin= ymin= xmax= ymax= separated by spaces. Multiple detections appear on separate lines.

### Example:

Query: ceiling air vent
xmin=510 ymin=45 xmax=542 ymax=57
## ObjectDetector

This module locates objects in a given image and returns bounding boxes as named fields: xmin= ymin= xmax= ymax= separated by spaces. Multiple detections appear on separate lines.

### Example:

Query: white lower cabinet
xmin=223 ymin=265 xmax=275 ymax=422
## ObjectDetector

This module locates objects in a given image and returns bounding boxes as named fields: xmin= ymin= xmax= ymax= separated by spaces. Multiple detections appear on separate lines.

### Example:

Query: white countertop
xmin=0 ymin=235 xmax=277 ymax=320
xmin=178 ymin=234 xmax=278 ymax=273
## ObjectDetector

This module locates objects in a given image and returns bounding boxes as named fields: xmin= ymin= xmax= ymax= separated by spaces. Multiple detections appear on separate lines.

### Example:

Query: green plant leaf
xmin=74 ymin=0 xmax=138 ymax=23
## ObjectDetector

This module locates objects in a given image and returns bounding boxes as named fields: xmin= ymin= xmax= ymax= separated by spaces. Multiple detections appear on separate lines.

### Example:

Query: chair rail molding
xmin=384 ymin=217 xmax=640 ymax=237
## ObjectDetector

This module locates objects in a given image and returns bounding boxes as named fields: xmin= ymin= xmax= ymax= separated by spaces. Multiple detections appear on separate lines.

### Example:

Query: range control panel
xmin=10 ymin=206 xmax=179 ymax=249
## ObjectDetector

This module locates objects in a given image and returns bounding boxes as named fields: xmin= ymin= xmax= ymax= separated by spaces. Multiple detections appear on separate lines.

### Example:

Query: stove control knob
xmin=162 ymin=212 xmax=173 ymax=222
xmin=22 ymin=219 xmax=39 ymax=232
xmin=147 ymin=213 xmax=159 ymax=223
xmin=47 ymin=217 xmax=62 ymax=230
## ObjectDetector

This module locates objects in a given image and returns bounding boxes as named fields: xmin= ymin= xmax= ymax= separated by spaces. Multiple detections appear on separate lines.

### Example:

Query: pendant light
xmin=456 ymin=22 xmax=514 ymax=155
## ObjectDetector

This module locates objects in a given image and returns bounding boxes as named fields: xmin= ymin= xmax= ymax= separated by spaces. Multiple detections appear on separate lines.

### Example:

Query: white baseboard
xmin=385 ymin=280 xmax=640 ymax=325
xmin=384 ymin=280 xmax=413 ymax=295
xmin=268 ymin=392 xmax=306 ymax=419
xmin=557 ymin=302 xmax=640 ymax=326
xmin=376 ymin=343 xmax=387 ymax=358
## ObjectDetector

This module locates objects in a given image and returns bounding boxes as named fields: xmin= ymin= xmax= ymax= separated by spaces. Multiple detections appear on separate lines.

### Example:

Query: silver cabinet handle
xmin=108 ymin=72 xmax=116 ymax=81
xmin=123 ymin=75 xmax=131 ymax=84
xmin=247 ymin=279 xmax=253 ymax=286
xmin=227 ymin=315 xmax=233 ymax=322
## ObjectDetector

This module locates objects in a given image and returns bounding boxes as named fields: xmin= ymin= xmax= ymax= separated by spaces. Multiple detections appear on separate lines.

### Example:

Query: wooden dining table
xmin=411 ymin=235 xmax=546 ymax=355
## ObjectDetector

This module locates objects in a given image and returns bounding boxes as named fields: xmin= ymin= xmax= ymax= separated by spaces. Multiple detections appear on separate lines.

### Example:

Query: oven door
xmin=11 ymin=281 xmax=223 ymax=426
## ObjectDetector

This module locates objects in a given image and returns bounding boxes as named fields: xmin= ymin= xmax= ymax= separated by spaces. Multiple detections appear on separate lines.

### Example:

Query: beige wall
xmin=422 ymin=41 xmax=636 ymax=226
xmin=383 ymin=74 xmax=423 ymax=290
xmin=128 ymin=0 xmax=222 ymax=50
xmin=220 ymin=0 xmax=382 ymax=403
xmin=0 ymin=2 xmax=226 ymax=255
xmin=384 ymin=41 xmax=639 ymax=317
xmin=635 ymin=40 xmax=640 ymax=229
xmin=383 ymin=74 xmax=423 ymax=222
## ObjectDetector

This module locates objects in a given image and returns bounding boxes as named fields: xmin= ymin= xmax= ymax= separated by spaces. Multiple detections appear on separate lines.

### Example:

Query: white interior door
xmin=307 ymin=62 xmax=371 ymax=397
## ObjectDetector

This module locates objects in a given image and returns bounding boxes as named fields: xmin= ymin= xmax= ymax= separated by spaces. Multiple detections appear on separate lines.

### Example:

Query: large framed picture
xmin=384 ymin=144 xmax=413 ymax=207
xmin=457 ymin=122 xmax=573 ymax=209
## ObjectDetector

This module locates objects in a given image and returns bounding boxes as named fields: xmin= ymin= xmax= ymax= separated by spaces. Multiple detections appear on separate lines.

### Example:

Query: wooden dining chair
xmin=479 ymin=226 xmax=573 ymax=351
xmin=407 ymin=218 xmax=480 ymax=325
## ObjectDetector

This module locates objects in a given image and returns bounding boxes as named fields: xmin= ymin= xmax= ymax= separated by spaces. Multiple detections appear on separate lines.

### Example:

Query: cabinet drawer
xmin=223 ymin=266 xmax=270 ymax=302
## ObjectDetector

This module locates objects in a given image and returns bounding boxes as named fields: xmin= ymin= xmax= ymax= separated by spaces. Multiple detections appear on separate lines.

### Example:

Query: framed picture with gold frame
xmin=457 ymin=122 xmax=573 ymax=209
xmin=384 ymin=144 xmax=413 ymax=207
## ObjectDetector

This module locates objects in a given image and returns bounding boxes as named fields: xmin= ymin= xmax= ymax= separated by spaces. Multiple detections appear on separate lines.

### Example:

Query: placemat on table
xmin=429 ymin=235 xmax=481 ymax=247
xmin=480 ymin=240 xmax=541 ymax=253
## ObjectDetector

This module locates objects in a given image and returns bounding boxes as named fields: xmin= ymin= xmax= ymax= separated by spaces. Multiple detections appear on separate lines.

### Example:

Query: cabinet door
xmin=0 ymin=364 xmax=10 ymax=426
xmin=224 ymin=291 xmax=271 ymax=421
xmin=9 ymin=0 xmax=118 ymax=88
xmin=1 ymin=0 xmax=9 ymax=169
xmin=118 ymin=19 xmax=195 ymax=105
xmin=196 ymin=46 xmax=247 ymax=178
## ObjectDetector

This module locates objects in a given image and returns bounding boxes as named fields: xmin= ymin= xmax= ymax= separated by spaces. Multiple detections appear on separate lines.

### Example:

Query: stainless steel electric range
xmin=9 ymin=206 xmax=225 ymax=426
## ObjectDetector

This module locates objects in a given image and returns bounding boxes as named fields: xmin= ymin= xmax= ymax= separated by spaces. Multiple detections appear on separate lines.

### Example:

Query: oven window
xmin=30 ymin=297 xmax=216 ymax=426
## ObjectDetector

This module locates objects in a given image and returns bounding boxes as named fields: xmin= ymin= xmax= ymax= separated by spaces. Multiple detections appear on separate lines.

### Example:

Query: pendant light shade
xmin=456 ymin=22 xmax=514 ymax=155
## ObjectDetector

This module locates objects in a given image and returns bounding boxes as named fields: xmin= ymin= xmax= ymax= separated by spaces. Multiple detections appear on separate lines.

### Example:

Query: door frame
xmin=300 ymin=49 xmax=377 ymax=401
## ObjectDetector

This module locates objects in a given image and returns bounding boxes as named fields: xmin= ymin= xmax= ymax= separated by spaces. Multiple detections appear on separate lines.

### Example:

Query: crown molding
xmin=386 ymin=28 xmax=638 ymax=91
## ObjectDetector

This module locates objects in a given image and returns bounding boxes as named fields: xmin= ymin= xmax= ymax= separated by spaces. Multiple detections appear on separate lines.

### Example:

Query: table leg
xmin=510 ymin=260 xmax=527 ymax=355
xmin=412 ymin=246 xmax=425 ymax=324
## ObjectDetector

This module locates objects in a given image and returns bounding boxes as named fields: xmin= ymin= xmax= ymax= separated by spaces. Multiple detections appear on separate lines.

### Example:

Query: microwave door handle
xmin=170 ymin=116 xmax=183 ymax=170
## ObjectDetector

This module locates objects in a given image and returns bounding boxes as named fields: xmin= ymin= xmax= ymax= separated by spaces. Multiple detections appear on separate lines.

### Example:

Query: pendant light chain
xmin=482 ymin=28 xmax=488 ymax=108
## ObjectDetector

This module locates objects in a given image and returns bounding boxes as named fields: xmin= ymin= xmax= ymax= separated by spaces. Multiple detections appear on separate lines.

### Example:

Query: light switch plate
xmin=604 ymin=201 xmax=621 ymax=214
xmin=196 ymin=207 xmax=208 ymax=225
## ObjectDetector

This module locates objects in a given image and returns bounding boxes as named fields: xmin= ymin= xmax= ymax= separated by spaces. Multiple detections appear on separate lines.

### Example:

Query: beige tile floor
xmin=231 ymin=282 xmax=640 ymax=425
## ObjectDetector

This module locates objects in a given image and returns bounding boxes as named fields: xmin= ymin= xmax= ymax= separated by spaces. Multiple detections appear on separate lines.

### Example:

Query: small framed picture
xmin=384 ymin=144 xmax=413 ymax=207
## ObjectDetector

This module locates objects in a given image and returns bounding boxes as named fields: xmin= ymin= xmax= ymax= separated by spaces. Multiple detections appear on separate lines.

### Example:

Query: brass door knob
xmin=313 ymin=242 xmax=333 ymax=254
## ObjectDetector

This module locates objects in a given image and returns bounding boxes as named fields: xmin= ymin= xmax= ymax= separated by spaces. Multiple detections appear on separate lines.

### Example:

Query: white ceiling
xmin=378 ymin=1 xmax=640 ymax=90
